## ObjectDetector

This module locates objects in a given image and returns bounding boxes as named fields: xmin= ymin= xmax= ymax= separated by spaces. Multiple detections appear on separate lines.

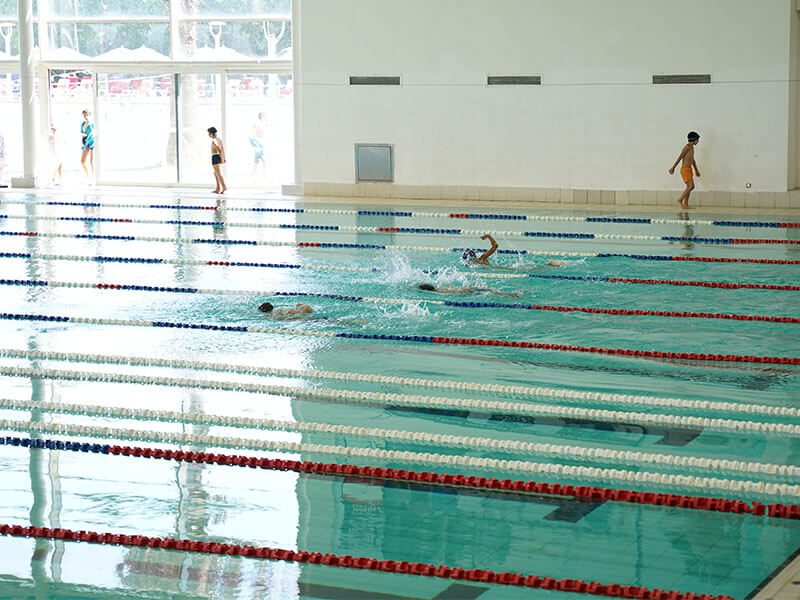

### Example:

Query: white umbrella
xmin=96 ymin=45 xmax=168 ymax=61
xmin=47 ymin=46 xmax=90 ymax=61
xmin=189 ymin=45 xmax=251 ymax=61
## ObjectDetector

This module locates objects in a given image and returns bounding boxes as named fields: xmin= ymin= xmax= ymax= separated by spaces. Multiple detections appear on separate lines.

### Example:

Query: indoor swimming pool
xmin=0 ymin=190 xmax=798 ymax=599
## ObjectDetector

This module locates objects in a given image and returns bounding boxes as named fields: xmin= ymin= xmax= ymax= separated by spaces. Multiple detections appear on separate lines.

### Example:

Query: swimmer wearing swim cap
xmin=462 ymin=234 xmax=498 ymax=266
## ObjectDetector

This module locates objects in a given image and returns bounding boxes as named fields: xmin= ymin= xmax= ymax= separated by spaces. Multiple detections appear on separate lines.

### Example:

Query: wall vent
xmin=487 ymin=75 xmax=541 ymax=85
xmin=349 ymin=76 xmax=401 ymax=86
xmin=652 ymin=74 xmax=711 ymax=85
xmin=355 ymin=144 xmax=394 ymax=182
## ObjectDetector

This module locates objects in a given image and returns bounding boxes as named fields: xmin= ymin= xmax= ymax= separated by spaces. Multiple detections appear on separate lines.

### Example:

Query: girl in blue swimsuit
xmin=80 ymin=110 xmax=95 ymax=183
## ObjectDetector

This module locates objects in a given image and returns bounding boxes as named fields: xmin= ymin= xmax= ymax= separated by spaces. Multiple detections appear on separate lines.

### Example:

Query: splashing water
xmin=381 ymin=253 xmax=476 ymax=288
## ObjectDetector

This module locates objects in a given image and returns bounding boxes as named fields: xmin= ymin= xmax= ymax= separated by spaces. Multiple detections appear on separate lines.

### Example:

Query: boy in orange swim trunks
xmin=668 ymin=131 xmax=701 ymax=209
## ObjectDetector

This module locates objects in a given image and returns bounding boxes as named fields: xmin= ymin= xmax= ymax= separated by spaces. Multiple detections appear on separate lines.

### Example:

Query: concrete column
xmin=12 ymin=0 xmax=38 ymax=188
xmin=282 ymin=0 xmax=303 ymax=196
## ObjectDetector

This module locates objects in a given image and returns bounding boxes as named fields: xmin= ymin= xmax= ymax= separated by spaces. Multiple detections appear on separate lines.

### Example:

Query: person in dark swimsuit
xmin=208 ymin=126 xmax=227 ymax=194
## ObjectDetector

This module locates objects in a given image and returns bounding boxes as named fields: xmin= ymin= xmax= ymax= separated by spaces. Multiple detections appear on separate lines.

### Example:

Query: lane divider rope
xmin=1 ymin=277 xmax=796 ymax=323
xmin=6 ymin=197 xmax=799 ymax=230
xmin=3 ymin=377 xmax=798 ymax=471
xmin=2 ymin=348 xmax=794 ymax=419
xmin=2 ymin=436 xmax=798 ymax=521
xmin=0 ymin=523 xmax=735 ymax=599
xmin=1 ymin=249 xmax=796 ymax=290
xmin=1 ymin=213 xmax=797 ymax=245
xmin=3 ymin=231 xmax=799 ymax=265
xmin=1 ymin=312 xmax=798 ymax=365
xmin=0 ymin=418 xmax=797 ymax=497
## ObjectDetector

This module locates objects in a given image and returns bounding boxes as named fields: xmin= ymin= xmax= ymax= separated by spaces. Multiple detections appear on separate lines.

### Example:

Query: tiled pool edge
xmin=750 ymin=548 xmax=800 ymax=600
xmin=303 ymin=183 xmax=800 ymax=210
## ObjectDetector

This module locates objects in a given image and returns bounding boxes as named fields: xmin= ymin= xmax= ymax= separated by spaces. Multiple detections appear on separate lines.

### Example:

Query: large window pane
xmin=48 ymin=21 xmax=169 ymax=58
xmin=190 ymin=0 xmax=290 ymax=17
xmin=97 ymin=73 xmax=176 ymax=183
xmin=225 ymin=72 xmax=293 ymax=188
xmin=48 ymin=69 xmax=93 ymax=185
xmin=0 ymin=22 xmax=40 ymax=56
xmin=0 ymin=71 xmax=22 ymax=179
xmin=178 ymin=73 xmax=222 ymax=184
xmin=49 ymin=0 xmax=167 ymax=18
xmin=180 ymin=19 xmax=291 ymax=60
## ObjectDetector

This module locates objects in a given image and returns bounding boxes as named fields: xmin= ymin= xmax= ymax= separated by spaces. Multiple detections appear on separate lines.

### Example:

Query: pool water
xmin=0 ymin=190 xmax=798 ymax=599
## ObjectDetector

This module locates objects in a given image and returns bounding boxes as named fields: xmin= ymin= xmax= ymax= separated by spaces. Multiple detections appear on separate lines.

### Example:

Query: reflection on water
xmin=0 ymin=192 xmax=799 ymax=598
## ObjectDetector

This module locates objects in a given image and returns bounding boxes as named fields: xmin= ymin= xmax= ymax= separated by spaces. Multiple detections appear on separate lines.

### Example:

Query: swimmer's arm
xmin=478 ymin=234 xmax=498 ymax=261
xmin=693 ymin=158 xmax=700 ymax=177
xmin=669 ymin=145 xmax=688 ymax=173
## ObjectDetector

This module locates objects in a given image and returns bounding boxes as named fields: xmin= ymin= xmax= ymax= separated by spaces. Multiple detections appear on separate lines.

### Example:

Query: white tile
xmin=756 ymin=192 xmax=775 ymax=208
xmin=587 ymin=190 xmax=602 ymax=204
xmin=546 ymin=188 xmax=560 ymax=202
xmin=641 ymin=191 xmax=658 ymax=206
xmin=615 ymin=190 xmax=629 ymax=205
xmin=533 ymin=187 xmax=548 ymax=202
xmin=713 ymin=192 xmax=730 ymax=207
xmin=744 ymin=193 xmax=760 ymax=208
xmin=775 ymin=193 xmax=791 ymax=209
xmin=573 ymin=189 xmax=587 ymax=204
xmin=559 ymin=188 xmax=574 ymax=203
xmin=790 ymin=191 xmax=800 ymax=209
xmin=600 ymin=190 xmax=614 ymax=205
xmin=730 ymin=192 xmax=746 ymax=207
xmin=628 ymin=190 xmax=643 ymax=205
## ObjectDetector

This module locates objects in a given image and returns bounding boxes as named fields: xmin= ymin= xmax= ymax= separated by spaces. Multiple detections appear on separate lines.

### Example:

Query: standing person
xmin=668 ymin=131 xmax=701 ymax=209
xmin=0 ymin=128 xmax=6 ymax=186
xmin=208 ymin=126 xmax=227 ymax=194
xmin=80 ymin=109 xmax=95 ymax=184
xmin=49 ymin=124 xmax=63 ymax=185
xmin=248 ymin=112 xmax=266 ymax=180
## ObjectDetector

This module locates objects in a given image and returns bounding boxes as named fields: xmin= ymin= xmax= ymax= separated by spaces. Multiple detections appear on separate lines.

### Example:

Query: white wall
xmin=299 ymin=0 xmax=795 ymax=192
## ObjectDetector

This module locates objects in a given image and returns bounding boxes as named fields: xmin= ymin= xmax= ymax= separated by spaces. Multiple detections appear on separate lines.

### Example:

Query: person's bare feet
xmin=219 ymin=187 xmax=227 ymax=194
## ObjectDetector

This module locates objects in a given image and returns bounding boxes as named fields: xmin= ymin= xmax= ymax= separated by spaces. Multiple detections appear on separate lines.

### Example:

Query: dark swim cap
xmin=462 ymin=249 xmax=477 ymax=261
xmin=258 ymin=302 xmax=274 ymax=312
xmin=687 ymin=131 xmax=700 ymax=141
xmin=418 ymin=283 xmax=436 ymax=291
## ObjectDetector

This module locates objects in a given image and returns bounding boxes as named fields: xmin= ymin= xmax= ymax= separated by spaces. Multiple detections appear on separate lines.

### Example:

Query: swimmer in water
xmin=417 ymin=283 xmax=521 ymax=298
xmin=462 ymin=234 xmax=498 ymax=265
xmin=259 ymin=302 xmax=313 ymax=320
xmin=462 ymin=233 xmax=566 ymax=267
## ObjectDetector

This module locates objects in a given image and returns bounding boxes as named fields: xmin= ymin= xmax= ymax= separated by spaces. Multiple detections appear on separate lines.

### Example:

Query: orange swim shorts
xmin=680 ymin=166 xmax=694 ymax=185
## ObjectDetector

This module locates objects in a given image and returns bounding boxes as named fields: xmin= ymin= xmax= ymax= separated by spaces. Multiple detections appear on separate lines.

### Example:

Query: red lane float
xmin=606 ymin=277 xmax=800 ymax=291
xmin=670 ymin=256 xmax=800 ymax=265
xmin=106 ymin=445 xmax=800 ymax=521
xmin=426 ymin=336 xmax=800 ymax=365
xmin=529 ymin=305 xmax=800 ymax=324
xmin=730 ymin=238 xmax=800 ymax=244
xmin=0 ymin=523 xmax=734 ymax=599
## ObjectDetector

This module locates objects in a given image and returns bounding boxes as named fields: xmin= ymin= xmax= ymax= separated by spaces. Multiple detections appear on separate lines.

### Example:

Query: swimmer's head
xmin=462 ymin=249 xmax=477 ymax=262
xmin=418 ymin=283 xmax=436 ymax=291
xmin=687 ymin=131 xmax=700 ymax=143
xmin=207 ymin=126 xmax=218 ymax=137
xmin=258 ymin=302 xmax=274 ymax=313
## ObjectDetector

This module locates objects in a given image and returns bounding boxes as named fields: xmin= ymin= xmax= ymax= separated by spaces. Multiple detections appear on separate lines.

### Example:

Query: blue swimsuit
xmin=81 ymin=121 xmax=95 ymax=151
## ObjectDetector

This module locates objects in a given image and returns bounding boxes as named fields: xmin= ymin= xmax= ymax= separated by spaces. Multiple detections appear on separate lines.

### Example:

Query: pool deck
xmin=5 ymin=185 xmax=800 ymax=218
xmin=751 ymin=551 xmax=800 ymax=600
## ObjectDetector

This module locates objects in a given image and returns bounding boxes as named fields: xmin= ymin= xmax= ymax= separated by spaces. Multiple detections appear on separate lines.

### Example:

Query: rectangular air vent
xmin=349 ymin=76 xmax=401 ymax=86
xmin=355 ymin=144 xmax=394 ymax=182
xmin=653 ymin=74 xmax=711 ymax=85
xmin=487 ymin=75 xmax=541 ymax=85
